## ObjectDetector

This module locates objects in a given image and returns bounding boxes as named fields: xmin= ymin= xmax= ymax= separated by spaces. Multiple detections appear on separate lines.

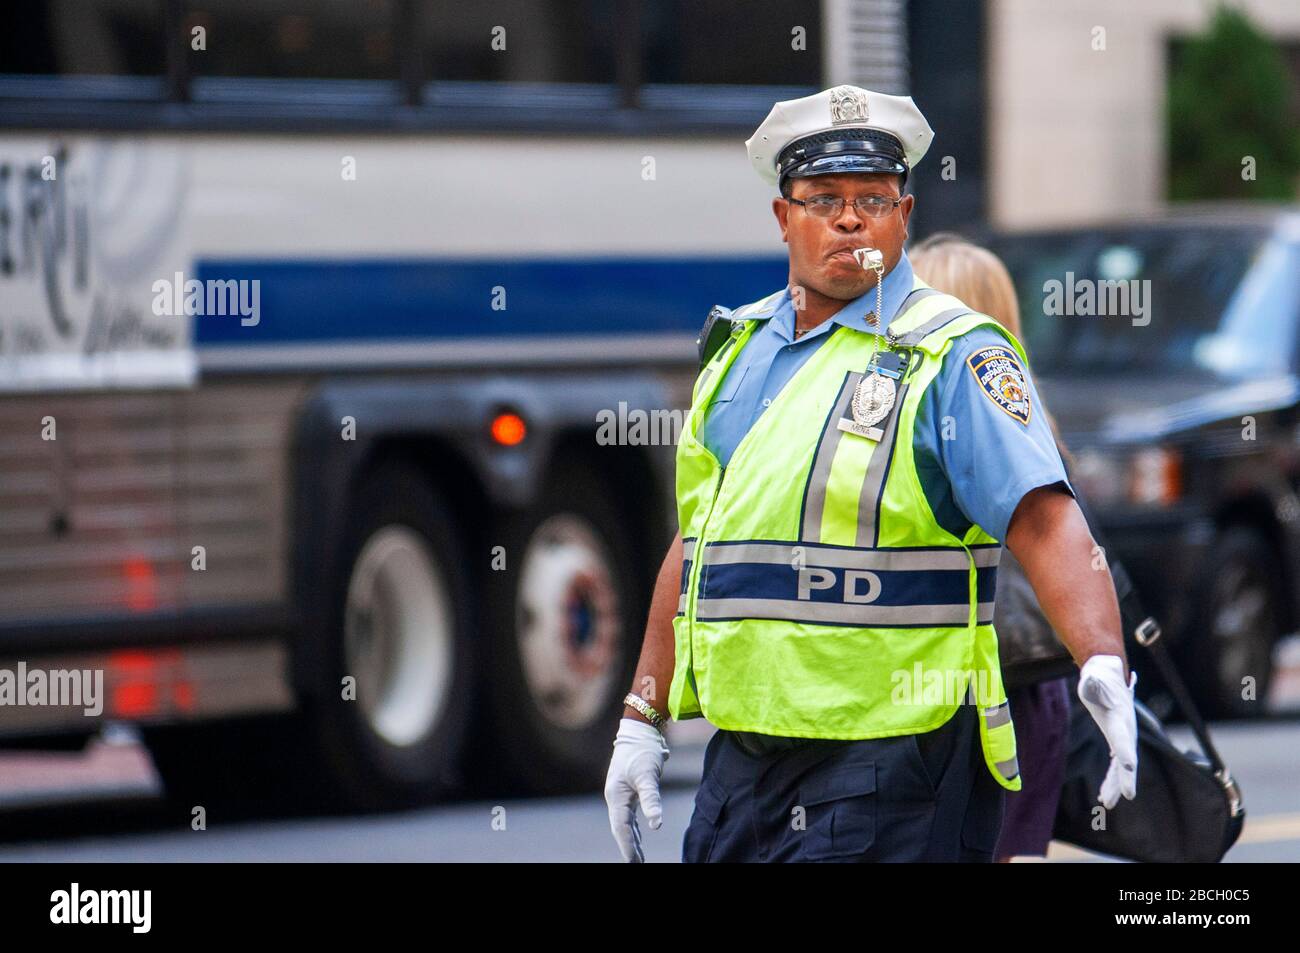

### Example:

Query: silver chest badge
xmin=838 ymin=370 xmax=896 ymax=442
xmin=835 ymin=243 xmax=895 ymax=442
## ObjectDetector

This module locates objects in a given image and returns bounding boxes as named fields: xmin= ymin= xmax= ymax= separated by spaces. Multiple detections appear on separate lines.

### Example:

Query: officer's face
xmin=773 ymin=173 xmax=914 ymax=302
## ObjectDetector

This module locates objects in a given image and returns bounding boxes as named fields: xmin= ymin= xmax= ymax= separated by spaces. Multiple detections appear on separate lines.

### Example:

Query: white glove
xmin=1077 ymin=654 xmax=1138 ymax=809
xmin=604 ymin=717 xmax=670 ymax=863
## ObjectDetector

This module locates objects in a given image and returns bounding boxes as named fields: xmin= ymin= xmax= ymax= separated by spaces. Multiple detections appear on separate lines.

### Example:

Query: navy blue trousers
xmin=682 ymin=703 xmax=1005 ymax=862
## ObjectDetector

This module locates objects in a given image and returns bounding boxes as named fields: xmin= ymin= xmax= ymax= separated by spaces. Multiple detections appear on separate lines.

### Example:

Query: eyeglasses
xmin=787 ymin=195 xmax=902 ymax=218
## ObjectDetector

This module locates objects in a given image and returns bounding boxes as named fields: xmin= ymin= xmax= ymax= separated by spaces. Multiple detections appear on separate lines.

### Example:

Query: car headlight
xmin=1072 ymin=446 xmax=1182 ymax=508
xmin=1127 ymin=446 xmax=1184 ymax=507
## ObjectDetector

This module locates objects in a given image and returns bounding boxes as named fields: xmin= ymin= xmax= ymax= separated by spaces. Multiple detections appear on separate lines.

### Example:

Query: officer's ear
xmin=773 ymin=194 xmax=791 ymax=242
xmin=898 ymin=193 xmax=915 ymax=237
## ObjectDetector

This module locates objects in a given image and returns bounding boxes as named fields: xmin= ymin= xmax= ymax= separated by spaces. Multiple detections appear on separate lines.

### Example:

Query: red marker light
xmin=123 ymin=555 xmax=157 ymax=612
xmin=108 ymin=649 xmax=161 ymax=717
xmin=490 ymin=412 xmax=527 ymax=446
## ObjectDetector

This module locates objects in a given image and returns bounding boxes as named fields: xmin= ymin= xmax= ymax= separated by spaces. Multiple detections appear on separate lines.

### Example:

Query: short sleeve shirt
xmin=913 ymin=326 xmax=1074 ymax=542
xmin=698 ymin=251 xmax=1073 ymax=543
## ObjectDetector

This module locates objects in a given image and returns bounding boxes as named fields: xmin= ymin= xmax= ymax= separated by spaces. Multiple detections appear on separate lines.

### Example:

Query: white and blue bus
xmin=0 ymin=0 xmax=908 ymax=807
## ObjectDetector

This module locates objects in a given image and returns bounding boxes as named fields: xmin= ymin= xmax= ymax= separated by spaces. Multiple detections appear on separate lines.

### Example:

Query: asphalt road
xmin=0 ymin=717 xmax=1296 ymax=862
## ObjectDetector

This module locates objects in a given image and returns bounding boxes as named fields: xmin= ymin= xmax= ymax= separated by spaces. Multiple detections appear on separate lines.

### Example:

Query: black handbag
xmin=1051 ymin=559 xmax=1246 ymax=862
xmin=994 ymin=547 xmax=1077 ymax=691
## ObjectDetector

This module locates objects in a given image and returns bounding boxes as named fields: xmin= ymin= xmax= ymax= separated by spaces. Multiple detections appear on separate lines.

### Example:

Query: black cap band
xmin=777 ymin=127 xmax=909 ymax=189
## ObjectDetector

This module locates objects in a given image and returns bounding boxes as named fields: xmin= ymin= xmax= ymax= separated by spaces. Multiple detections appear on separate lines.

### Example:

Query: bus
xmin=0 ymin=0 xmax=906 ymax=809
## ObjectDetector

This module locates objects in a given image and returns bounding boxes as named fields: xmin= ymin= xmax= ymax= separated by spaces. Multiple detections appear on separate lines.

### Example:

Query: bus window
xmin=641 ymin=0 xmax=822 ymax=86
xmin=185 ymin=0 xmax=397 ymax=81
xmin=419 ymin=1 xmax=618 ymax=84
xmin=1 ymin=0 xmax=165 ymax=76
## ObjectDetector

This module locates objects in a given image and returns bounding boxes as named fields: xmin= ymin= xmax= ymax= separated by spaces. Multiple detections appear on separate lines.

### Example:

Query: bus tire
xmin=480 ymin=462 xmax=645 ymax=795
xmin=145 ymin=463 xmax=475 ymax=814
xmin=309 ymin=461 xmax=476 ymax=809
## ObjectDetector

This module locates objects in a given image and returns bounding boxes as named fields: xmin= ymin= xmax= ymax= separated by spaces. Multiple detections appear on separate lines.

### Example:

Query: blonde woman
xmin=910 ymin=233 xmax=1073 ymax=863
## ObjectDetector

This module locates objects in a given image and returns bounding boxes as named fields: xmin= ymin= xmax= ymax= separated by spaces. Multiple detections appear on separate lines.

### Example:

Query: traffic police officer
xmin=605 ymin=85 xmax=1139 ymax=863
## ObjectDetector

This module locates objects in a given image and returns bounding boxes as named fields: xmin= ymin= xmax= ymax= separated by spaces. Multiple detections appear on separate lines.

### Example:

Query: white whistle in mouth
xmin=853 ymin=247 xmax=884 ymax=271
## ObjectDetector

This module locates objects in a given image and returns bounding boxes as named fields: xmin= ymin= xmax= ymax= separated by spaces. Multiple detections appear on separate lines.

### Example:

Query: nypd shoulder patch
xmin=965 ymin=345 xmax=1031 ymax=425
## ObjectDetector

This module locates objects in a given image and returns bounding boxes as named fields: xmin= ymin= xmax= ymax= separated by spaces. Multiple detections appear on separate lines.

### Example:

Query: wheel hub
xmin=344 ymin=525 xmax=454 ymax=748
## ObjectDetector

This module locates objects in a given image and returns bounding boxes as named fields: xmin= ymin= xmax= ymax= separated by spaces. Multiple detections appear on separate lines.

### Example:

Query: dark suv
xmin=982 ymin=207 xmax=1300 ymax=718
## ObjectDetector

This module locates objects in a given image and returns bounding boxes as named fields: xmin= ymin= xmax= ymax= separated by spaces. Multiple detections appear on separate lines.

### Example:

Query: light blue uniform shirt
xmin=698 ymin=250 xmax=1072 ymax=542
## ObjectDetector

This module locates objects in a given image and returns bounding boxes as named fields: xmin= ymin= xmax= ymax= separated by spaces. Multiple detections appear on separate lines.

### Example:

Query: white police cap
xmin=746 ymin=85 xmax=934 ymax=190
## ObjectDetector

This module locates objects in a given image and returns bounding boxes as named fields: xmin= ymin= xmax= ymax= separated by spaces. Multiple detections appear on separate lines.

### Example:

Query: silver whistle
xmin=854 ymin=247 xmax=887 ymax=337
xmin=853 ymin=247 xmax=884 ymax=272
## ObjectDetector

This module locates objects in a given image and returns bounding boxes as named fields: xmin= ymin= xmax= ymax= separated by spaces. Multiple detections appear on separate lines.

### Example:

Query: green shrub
xmin=1167 ymin=4 xmax=1300 ymax=200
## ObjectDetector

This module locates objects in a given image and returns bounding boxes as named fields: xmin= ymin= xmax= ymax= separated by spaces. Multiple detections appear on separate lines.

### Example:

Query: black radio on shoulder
xmin=697 ymin=305 xmax=735 ymax=372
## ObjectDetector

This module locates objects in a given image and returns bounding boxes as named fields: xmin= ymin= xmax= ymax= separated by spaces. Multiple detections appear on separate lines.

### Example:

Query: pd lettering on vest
xmin=798 ymin=567 xmax=882 ymax=603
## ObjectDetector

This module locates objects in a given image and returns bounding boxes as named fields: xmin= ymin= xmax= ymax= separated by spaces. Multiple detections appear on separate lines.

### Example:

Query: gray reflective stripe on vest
xmin=798 ymin=288 xmax=945 ymax=544
xmin=798 ymin=370 xmax=913 ymax=547
xmin=677 ymin=538 xmax=695 ymax=616
xmin=974 ymin=546 xmax=1001 ymax=624
xmin=984 ymin=703 xmax=1019 ymax=780
xmin=892 ymin=306 xmax=975 ymax=347
xmin=702 ymin=541 xmax=986 ymax=572
xmin=799 ymin=370 xmax=861 ymax=542
xmin=983 ymin=701 xmax=1011 ymax=730
xmin=732 ymin=289 xmax=784 ymax=320
xmin=693 ymin=597 xmax=994 ymax=627
xmin=707 ymin=333 xmax=741 ymax=371
xmin=855 ymin=374 xmax=911 ymax=547
xmin=687 ymin=599 xmax=1000 ymax=628
xmin=896 ymin=286 xmax=943 ymax=318
xmin=695 ymin=366 xmax=715 ymax=396
xmin=695 ymin=322 xmax=749 ymax=399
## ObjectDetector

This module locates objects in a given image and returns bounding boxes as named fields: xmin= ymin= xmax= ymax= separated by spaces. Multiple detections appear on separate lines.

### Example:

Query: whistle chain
xmin=858 ymin=250 xmax=886 ymax=373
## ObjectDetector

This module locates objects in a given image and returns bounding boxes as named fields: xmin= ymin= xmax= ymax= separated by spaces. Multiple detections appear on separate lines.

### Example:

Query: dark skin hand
xmin=998 ymin=484 xmax=1129 ymax=862
xmin=622 ymin=173 xmax=1129 ymax=729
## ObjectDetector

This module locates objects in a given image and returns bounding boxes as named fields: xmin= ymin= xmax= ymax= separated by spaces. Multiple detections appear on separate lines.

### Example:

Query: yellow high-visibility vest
xmin=669 ymin=280 xmax=1026 ymax=791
